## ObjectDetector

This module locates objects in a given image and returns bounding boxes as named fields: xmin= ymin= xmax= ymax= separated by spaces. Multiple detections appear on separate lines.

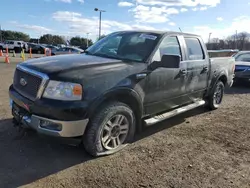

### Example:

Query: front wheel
xmin=83 ymin=102 xmax=136 ymax=156
xmin=206 ymin=81 xmax=225 ymax=110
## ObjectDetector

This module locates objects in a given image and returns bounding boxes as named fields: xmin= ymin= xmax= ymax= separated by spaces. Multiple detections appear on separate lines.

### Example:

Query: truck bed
xmin=209 ymin=57 xmax=235 ymax=87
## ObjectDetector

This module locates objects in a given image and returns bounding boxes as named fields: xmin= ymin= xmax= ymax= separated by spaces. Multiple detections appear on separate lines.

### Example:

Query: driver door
xmin=144 ymin=35 xmax=190 ymax=115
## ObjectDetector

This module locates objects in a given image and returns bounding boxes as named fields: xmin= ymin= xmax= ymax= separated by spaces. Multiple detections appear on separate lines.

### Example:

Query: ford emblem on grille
xmin=20 ymin=78 xmax=27 ymax=86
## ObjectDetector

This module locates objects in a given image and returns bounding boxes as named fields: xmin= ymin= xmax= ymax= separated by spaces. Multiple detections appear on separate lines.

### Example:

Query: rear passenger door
xmin=183 ymin=37 xmax=209 ymax=99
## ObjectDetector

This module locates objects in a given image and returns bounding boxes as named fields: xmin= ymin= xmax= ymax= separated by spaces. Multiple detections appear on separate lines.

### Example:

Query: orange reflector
xmin=73 ymin=85 xmax=82 ymax=96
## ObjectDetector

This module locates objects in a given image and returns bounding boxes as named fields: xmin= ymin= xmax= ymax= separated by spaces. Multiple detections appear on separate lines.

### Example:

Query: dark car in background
xmin=28 ymin=43 xmax=49 ymax=54
xmin=51 ymin=46 xmax=84 ymax=56
xmin=45 ymin=45 xmax=59 ymax=51
xmin=233 ymin=51 xmax=250 ymax=84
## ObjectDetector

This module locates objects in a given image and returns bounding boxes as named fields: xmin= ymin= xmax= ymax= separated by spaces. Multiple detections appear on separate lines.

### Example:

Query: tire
xmin=14 ymin=47 xmax=20 ymax=53
xmin=83 ymin=102 xmax=136 ymax=156
xmin=206 ymin=81 xmax=225 ymax=110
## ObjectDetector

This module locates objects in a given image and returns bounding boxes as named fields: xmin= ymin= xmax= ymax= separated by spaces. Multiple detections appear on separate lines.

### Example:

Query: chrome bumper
xmin=10 ymin=98 xmax=89 ymax=137
xmin=19 ymin=115 xmax=89 ymax=137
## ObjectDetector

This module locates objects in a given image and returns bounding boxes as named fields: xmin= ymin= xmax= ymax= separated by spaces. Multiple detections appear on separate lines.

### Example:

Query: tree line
xmin=0 ymin=30 xmax=94 ymax=48
xmin=206 ymin=32 xmax=250 ymax=51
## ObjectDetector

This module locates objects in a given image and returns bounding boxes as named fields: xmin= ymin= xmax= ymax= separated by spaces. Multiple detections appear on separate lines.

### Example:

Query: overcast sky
xmin=1 ymin=0 xmax=249 ymax=42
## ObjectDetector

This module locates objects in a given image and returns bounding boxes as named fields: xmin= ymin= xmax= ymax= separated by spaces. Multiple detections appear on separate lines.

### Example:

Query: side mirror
xmin=161 ymin=54 xmax=181 ymax=68
xmin=149 ymin=54 xmax=181 ymax=70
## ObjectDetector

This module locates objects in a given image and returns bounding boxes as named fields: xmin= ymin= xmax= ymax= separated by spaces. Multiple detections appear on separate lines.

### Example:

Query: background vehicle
xmin=9 ymin=31 xmax=235 ymax=157
xmin=232 ymin=51 xmax=250 ymax=83
xmin=51 ymin=46 xmax=84 ymax=55
xmin=45 ymin=44 xmax=59 ymax=51
xmin=0 ymin=40 xmax=28 ymax=53
xmin=57 ymin=44 xmax=66 ymax=48
xmin=28 ymin=43 xmax=49 ymax=54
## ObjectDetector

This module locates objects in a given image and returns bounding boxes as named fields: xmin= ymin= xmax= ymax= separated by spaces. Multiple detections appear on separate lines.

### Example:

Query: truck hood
xmin=22 ymin=54 xmax=124 ymax=74
xmin=235 ymin=61 xmax=250 ymax=66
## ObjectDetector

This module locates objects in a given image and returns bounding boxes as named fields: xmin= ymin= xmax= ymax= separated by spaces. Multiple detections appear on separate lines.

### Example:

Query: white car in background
xmin=0 ymin=40 xmax=28 ymax=53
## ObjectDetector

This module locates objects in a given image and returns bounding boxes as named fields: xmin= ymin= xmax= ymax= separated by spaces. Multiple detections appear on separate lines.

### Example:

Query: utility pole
xmin=235 ymin=30 xmax=238 ymax=49
xmin=0 ymin=25 xmax=2 ymax=42
xmin=94 ymin=8 xmax=106 ymax=39
xmin=208 ymin=33 xmax=212 ymax=44
xmin=86 ymin=32 xmax=90 ymax=47
xmin=208 ymin=33 xmax=212 ymax=50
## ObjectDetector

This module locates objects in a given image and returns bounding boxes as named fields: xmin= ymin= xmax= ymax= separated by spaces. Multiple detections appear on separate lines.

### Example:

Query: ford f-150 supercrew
xmin=9 ymin=31 xmax=235 ymax=156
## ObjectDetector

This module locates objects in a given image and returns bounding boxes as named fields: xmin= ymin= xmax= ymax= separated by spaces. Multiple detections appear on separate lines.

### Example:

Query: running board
xmin=144 ymin=100 xmax=205 ymax=126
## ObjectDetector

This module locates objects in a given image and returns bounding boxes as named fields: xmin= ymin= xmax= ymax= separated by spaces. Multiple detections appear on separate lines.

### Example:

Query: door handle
xmin=203 ymin=67 xmax=208 ymax=72
xmin=136 ymin=73 xmax=147 ymax=79
xmin=179 ymin=69 xmax=187 ymax=75
xmin=201 ymin=66 xmax=209 ymax=74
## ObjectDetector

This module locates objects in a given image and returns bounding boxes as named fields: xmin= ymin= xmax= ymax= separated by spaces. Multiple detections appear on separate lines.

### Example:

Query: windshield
xmin=86 ymin=31 xmax=160 ymax=62
xmin=234 ymin=52 xmax=250 ymax=62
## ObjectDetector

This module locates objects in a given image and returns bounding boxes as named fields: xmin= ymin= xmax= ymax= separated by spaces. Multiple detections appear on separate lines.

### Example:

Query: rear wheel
xmin=14 ymin=47 xmax=20 ymax=53
xmin=83 ymin=102 xmax=136 ymax=156
xmin=206 ymin=81 xmax=225 ymax=110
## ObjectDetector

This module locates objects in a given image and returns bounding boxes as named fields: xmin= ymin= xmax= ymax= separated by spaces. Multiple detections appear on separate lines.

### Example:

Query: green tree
xmin=70 ymin=36 xmax=93 ymax=48
xmin=1 ymin=30 xmax=30 ymax=41
xmin=39 ymin=34 xmax=65 ymax=45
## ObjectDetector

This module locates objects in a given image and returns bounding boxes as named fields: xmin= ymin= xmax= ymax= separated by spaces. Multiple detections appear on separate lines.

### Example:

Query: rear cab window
xmin=184 ymin=37 xmax=204 ymax=60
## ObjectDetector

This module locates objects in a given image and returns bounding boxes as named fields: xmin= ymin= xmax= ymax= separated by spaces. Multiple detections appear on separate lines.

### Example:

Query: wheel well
xmin=218 ymin=75 xmax=227 ymax=86
xmin=89 ymin=92 xmax=143 ymax=132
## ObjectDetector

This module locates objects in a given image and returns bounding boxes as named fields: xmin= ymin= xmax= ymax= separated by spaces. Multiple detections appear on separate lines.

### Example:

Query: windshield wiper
xmin=92 ymin=53 xmax=119 ymax=60
xmin=84 ymin=50 xmax=93 ymax=55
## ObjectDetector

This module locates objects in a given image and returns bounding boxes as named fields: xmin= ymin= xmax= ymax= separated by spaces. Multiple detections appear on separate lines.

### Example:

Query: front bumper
xmin=9 ymin=85 xmax=89 ymax=138
xmin=10 ymin=100 xmax=89 ymax=138
xmin=17 ymin=113 xmax=88 ymax=138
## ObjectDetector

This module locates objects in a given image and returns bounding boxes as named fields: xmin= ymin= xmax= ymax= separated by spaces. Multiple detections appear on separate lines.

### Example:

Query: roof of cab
xmin=115 ymin=30 xmax=200 ymax=37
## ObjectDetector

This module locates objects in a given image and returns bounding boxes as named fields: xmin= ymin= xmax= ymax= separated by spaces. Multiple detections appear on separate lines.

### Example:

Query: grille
xmin=13 ymin=68 xmax=43 ymax=101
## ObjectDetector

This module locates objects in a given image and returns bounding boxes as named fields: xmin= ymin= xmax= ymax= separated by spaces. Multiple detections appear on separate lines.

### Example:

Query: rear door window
xmin=184 ymin=38 xmax=204 ymax=60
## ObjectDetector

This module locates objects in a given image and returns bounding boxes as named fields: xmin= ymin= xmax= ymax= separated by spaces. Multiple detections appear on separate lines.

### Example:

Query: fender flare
xmin=207 ymin=71 xmax=227 ymax=96
xmin=87 ymin=87 xmax=144 ymax=120
xmin=86 ymin=87 xmax=144 ymax=132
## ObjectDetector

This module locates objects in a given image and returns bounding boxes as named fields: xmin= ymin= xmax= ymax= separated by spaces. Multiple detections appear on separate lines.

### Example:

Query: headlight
xmin=43 ymin=81 xmax=82 ymax=101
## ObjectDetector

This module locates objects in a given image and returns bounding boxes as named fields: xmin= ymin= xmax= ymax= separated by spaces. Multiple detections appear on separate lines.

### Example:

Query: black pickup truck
xmin=9 ymin=31 xmax=235 ymax=156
